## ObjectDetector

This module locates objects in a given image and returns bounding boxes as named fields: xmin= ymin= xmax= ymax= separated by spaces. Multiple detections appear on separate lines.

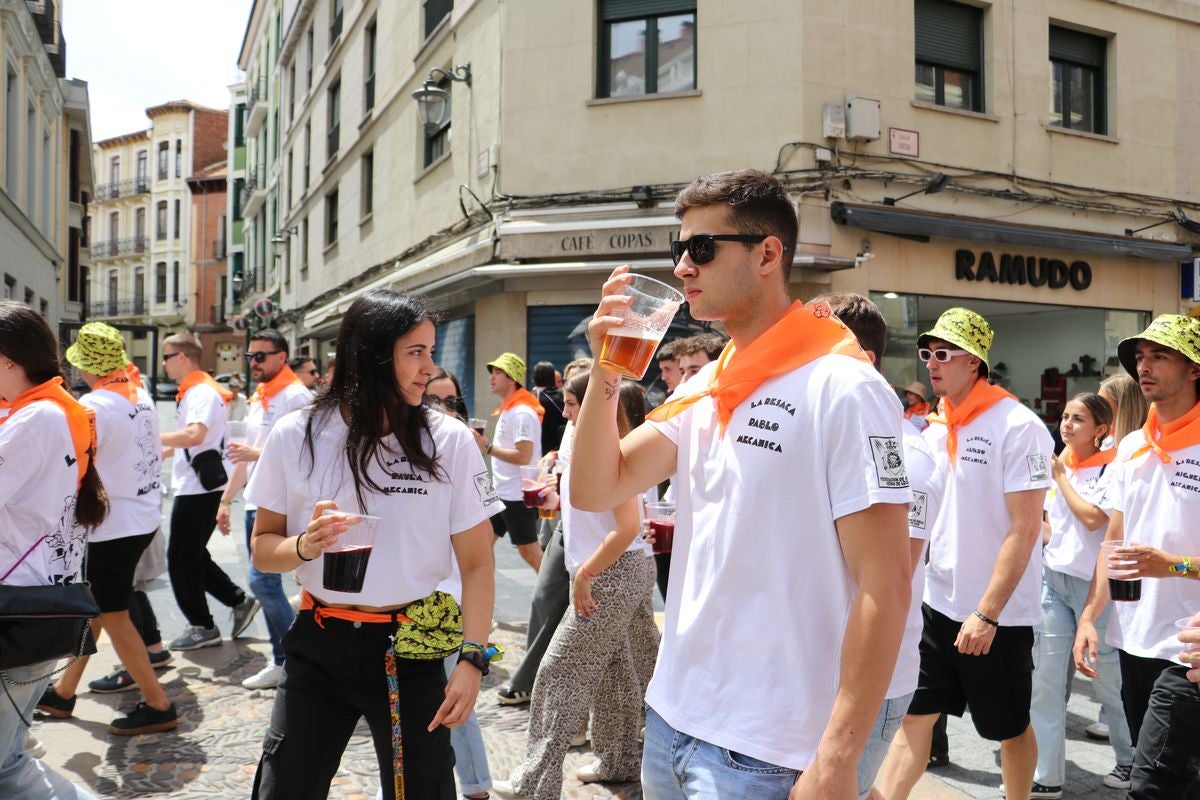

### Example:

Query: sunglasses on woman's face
xmin=425 ymin=395 xmax=462 ymax=409
xmin=670 ymin=234 xmax=767 ymax=266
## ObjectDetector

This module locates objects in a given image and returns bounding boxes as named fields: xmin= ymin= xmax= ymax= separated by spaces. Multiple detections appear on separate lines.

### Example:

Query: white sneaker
xmin=490 ymin=779 xmax=529 ymax=798
xmin=23 ymin=731 xmax=45 ymax=759
xmin=570 ymin=728 xmax=589 ymax=748
xmin=242 ymin=663 xmax=284 ymax=690
xmin=575 ymin=759 xmax=604 ymax=783
xmin=1085 ymin=720 xmax=1110 ymax=740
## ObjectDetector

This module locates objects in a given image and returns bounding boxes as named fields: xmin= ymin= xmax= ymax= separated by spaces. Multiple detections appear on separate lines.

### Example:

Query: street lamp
xmin=883 ymin=172 xmax=950 ymax=206
xmin=412 ymin=64 xmax=472 ymax=133
xmin=271 ymin=226 xmax=298 ymax=257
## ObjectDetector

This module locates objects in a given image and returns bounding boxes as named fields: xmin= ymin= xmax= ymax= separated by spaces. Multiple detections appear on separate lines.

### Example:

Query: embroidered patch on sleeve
xmin=1027 ymin=454 xmax=1049 ymax=482
xmin=869 ymin=436 xmax=910 ymax=489
xmin=909 ymin=490 xmax=928 ymax=529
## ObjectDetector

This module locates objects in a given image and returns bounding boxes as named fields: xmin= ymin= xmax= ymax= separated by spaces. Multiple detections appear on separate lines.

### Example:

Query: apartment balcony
xmin=94 ymin=177 xmax=151 ymax=202
xmin=90 ymin=237 xmax=149 ymax=260
xmin=245 ymin=76 xmax=268 ymax=139
xmin=241 ymin=167 xmax=267 ymax=219
xmin=88 ymin=298 xmax=148 ymax=319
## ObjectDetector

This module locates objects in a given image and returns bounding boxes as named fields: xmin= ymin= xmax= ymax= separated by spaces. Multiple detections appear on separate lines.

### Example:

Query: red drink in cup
xmin=597 ymin=275 xmax=684 ymax=380
xmin=319 ymin=511 xmax=379 ymax=593
xmin=646 ymin=501 xmax=675 ymax=555
xmin=520 ymin=465 xmax=549 ymax=509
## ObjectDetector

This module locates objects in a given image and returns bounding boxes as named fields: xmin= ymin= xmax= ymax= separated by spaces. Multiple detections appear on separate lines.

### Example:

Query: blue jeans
xmin=1030 ymin=565 xmax=1134 ymax=785
xmin=642 ymin=706 xmax=799 ymax=800
xmin=856 ymin=693 xmax=912 ymax=797
xmin=245 ymin=509 xmax=297 ymax=665
xmin=442 ymin=653 xmax=491 ymax=795
xmin=0 ymin=663 xmax=96 ymax=799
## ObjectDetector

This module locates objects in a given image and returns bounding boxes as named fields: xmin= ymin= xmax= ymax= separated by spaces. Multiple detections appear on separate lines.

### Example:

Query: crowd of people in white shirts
xmin=1 ymin=167 xmax=1199 ymax=800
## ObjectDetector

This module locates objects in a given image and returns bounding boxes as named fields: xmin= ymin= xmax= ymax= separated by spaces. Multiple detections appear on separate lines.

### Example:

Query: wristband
xmin=1171 ymin=557 xmax=1195 ymax=575
xmin=220 ymin=498 xmax=234 ymax=506
xmin=460 ymin=641 xmax=486 ymax=654
xmin=485 ymin=442 xmax=493 ymax=454
xmin=973 ymin=609 xmax=999 ymax=627
xmin=296 ymin=531 xmax=315 ymax=562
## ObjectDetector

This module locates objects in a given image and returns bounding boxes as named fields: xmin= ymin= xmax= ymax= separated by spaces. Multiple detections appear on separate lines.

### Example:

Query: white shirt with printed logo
xmin=646 ymin=355 xmax=912 ymax=771
xmin=560 ymin=465 xmax=652 ymax=577
xmin=890 ymin=417 xmax=945 ymax=699
xmin=1107 ymin=430 xmax=1200 ymax=664
xmin=83 ymin=387 xmax=163 ymax=542
xmin=0 ymin=402 xmax=87 ymax=586
xmin=243 ymin=382 xmax=313 ymax=510
xmin=490 ymin=404 xmax=542 ymax=501
xmin=246 ymin=407 xmax=499 ymax=607
xmin=922 ymin=396 xmax=1054 ymax=626
xmin=171 ymin=382 xmax=230 ymax=496
xmin=1043 ymin=461 xmax=1114 ymax=581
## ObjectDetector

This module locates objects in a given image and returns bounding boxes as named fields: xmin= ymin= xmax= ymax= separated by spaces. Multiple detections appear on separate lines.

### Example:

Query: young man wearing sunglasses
xmin=289 ymin=357 xmax=320 ymax=390
xmin=877 ymin=308 xmax=1053 ymax=800
xmin=562 ymin=170 xmax=912 ymax=800
xmin=217 ymin=330 xmax=313 ymax=689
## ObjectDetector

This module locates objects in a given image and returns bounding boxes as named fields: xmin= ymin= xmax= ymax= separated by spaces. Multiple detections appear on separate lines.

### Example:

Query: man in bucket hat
xmin=1075 ymin=314 xmax=1200 ymax=799
xmin=878 ymin=307 xmax=1053 ymax=800
xmin=479 ymin=352 xmax=544 ymax=572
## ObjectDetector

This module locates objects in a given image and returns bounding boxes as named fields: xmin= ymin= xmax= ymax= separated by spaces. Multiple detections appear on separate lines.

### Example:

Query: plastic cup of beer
xmin=646 ymin=501 xmax=676 ymax=555
xmin=320 ymin=510 xmax=380 ymax=593
xmin=599 ymin=274 xmax=684 ymax=380
xmin=469 ymin=418 xmax=487 ymax=436
xmin=1101 ymin=540 xmax=1141 ymax=602
xmin=520 ymin=465 xmax=550 ymax=509
xmin=227 ymin=420 xmax=247 ymax=446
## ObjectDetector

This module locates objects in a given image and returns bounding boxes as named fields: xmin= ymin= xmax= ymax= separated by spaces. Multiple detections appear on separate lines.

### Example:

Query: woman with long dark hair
xmin=246 ymin=290 xmax=496 ymax=799
xmin=0 ymin=301 xmax=106 ymax=799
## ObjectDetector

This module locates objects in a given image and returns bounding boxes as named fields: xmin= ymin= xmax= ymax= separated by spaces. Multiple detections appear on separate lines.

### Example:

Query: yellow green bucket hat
xmin=486 ymin=352 xmax=526 ymax=385
xmin=917 ymin=307 xmax=994 ymax=374
xmin=65 ymin=322 xmax=128 ymax=376
xmin=1118 ymin=314 xmax=1200 ymax=379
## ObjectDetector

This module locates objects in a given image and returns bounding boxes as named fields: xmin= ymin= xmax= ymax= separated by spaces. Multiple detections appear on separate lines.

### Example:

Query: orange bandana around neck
xmin=1061 ymin=445 xmax=1116 ymax=471
xmin=93 ymin=368 xmax=139 ymax=404
xmin=126 ymin=362 xmax=144 ymax=390
xmin=176 ymin=370 xmax=234 ymax=404
xmin=647 ymin=300 xmax=870 ymax=434
xmin=7 ymin=377 xmax=94 ymax=488
xmin=925 ymin=379 xmax=1016 ymax=467
xmin=252 ymin=364 xmax=304 ymax=412
xmin=1128 ymin=400 xmax=1200 ymax=463
xmin=493 ymin=386 xmax=545 ymax=421
xmin=905 ymin=401 xmax=932 ymax=420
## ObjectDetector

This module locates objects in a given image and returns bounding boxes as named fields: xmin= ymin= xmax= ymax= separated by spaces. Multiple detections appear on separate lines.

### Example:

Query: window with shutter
xmin=913 ymin=0 xmax=983 ymax=112
xmin=1048 ymin=25 xmax=1107 ymax=134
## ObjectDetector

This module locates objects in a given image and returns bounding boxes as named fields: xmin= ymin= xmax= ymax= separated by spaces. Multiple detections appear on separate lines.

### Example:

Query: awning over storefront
xmin=831 ymin=202 xmax=1195 ymax=262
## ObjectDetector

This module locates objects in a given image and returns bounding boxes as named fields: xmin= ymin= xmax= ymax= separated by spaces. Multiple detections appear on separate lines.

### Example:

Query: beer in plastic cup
xmin=320 ymin=510 xmax=380 ymax=593
xmin=1102 ymin=540 xmax=1141 ymax=601
xmin=599 ymin=274 xmax=684 ymax=380
xmin=646 ymin=501 xmax=675 ymax=555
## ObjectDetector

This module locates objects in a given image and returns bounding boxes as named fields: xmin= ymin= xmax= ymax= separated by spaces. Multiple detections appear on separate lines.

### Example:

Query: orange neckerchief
xmin=126 ymin=362 xmax=144 ymax=390
xmin=300 ymin=591 xmax=413 ymax=629
xmin=647 ymin=300 xmax=869 ymax=434
xmin=176 ymin=370 xmax=234 ymax=404
xmin=1061 ymin=445 xmax=1116 ymax=471
xmin=905 ymin=401 xmax=932 ymax=419
xmin=1128 ymin=400 xmax=1200 ymax=464
xmin=925 ymin=379 xmax=1017 ymax=467
xmin=252 ymin=364 xmax=304 ymax=412
xmin=92 ymin=368 xmax=139 ymax=404
xmin=492 ymin=386 xmax=545 ymax=421
xmin=6 ymin=377 xmax=94 ymax=488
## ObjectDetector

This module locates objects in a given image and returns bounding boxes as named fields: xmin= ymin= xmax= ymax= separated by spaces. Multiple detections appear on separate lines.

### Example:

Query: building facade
xmin=87 ymin=101 xmax=229 ymax=372
xmin=233 ymin=0 xmax=1200 ymax=418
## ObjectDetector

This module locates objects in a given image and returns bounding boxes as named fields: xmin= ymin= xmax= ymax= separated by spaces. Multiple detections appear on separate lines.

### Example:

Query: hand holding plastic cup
xmin=1101 ymin=540 xmax=1142 ymax=601
xmin=320 ymin=510 xmax=380 ymax=593
xmin=1176 ymin=615 xmax=1200 ymax=653
xmin=227 ymin=420 xmax=247 ymax=446
xmin=469 ymin=418 xmax=487 ymax=436
xmin=646 ymin=501 xmax=676 ymax=555
xmin=520 ymin=465 xmax=550 ymax=508
xmin=598 ymin=274 xmax=684 ymax=380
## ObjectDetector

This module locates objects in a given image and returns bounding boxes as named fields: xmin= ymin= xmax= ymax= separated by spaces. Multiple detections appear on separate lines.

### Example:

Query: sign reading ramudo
xmin=955 ymin=249 xmax=1092 ymax=291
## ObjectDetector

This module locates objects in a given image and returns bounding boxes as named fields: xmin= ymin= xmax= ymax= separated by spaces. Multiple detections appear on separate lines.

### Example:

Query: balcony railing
xmin=88 ymin=297 xmax=187 ymax=319
xmin=90 ymin=237 xmax=149 ymax=260
xmin=94 ymin=177 xmax=151 ymax=201
xmin=241 ymin=167 xmax=267 ymax=219
xmin=424 ymin=0 xmax=453 ymax=39
xmin=246 ymin=75 xmax=269 ymax=138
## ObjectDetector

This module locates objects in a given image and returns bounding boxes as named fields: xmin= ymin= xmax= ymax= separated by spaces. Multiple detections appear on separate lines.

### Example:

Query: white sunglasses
xmin=918 ymin=348 xmax=970 ymax=363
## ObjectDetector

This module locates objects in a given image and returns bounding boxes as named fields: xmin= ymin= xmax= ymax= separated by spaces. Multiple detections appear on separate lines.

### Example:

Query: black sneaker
xmin=35 ymin=687 xmax=75 ymax=719
xmin=230 ymin=596 xmax=261 ymax=639
xmin=109 ymin=702 xmax=180 ymax=736
xmin=147 ymin=649 xmax=174 ymax=669
xmin=88 ymin=668 xmax=137 ymax=694
xmin=1028 ymin=783 xmax=1063 ymax=799
xmin=926 ymin=752 xmax=950 ymax=769
xmin=496 ymin=685 xmax=531 ymax=706
xmin=1103 ymin=764 xmax=1132 ymax=790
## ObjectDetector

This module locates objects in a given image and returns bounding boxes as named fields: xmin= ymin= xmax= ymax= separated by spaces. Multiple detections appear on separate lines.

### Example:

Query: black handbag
xmin=186 ymin=443 xmax=228 ymax=491
xmin=0 ymin=582 xmax=99 ymax=670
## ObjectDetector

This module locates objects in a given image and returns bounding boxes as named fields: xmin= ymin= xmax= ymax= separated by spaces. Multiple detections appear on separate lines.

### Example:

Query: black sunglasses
xmin=425 ymin=395 xmax=463 ymax=409
xmin=162 ymin=352 xmax=182 ymax=363
xmin=245 ymin=350 xmax=284 ymax=363
xmin=671 ymin=234 xmax=767 ymax=266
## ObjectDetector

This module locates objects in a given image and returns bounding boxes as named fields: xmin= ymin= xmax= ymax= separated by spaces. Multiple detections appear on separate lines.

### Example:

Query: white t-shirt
xmin=171 ymin=382 xmax=230 ymax=496
xmin=243 ymin=382 xmax=313 ymax=510
xmin=1043 ymin=459 xmax=1114 ymax=580
xmin=889 ymin=417 xmax=945 ymax=700
xmin=922 ymin=396 xmax=1054 ymax=626
xmin=490 ymin=403 xmax=542 ymax=500
xmin=645 ymin=354 xmax=913 ymax=771
xmin=0 ymin=401 xmax=87 ymax=586
xmin=560 ymin=466 xmax=651 ymax=576
xmin=246 ymin=406 xmax=499 ymax=607
xmin=83 ymin=387 xmax=162 ymax=542
xmin=1106 ymin=429 xmax=1200 ymax=664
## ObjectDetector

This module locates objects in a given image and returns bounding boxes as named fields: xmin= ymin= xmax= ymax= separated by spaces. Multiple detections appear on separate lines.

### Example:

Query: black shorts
xmin=86 ymin=531 xmax=158 ymax=612
xmin=489 ymin=499 xmax=539 ymax=546
xmin=907 ymin=603 xmax=1034 ymax=741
